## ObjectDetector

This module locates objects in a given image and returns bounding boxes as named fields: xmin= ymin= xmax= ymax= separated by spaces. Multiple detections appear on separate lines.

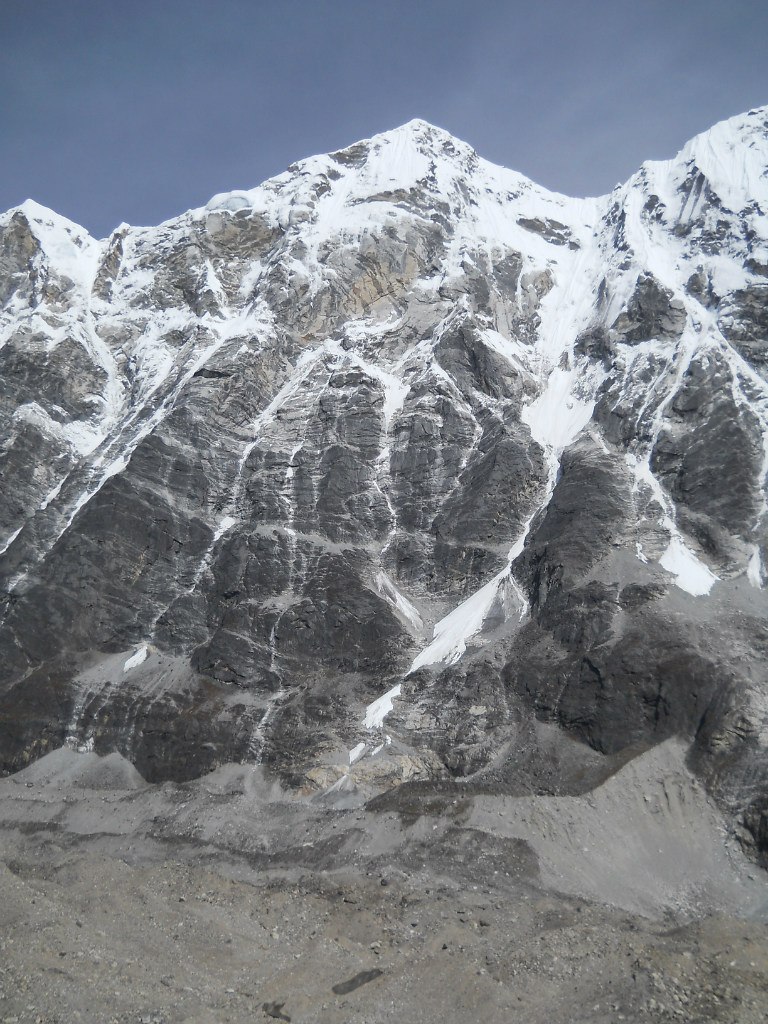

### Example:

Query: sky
xmin=1 ymin=0 xmax=767 ymax=238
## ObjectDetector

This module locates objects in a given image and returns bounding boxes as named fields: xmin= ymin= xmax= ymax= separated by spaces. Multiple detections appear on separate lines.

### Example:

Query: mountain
xmin=1 ymin=108 xmax=767 ymax=859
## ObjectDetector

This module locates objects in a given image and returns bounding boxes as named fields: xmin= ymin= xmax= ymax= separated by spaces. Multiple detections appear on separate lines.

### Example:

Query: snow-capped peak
xmin=633 ymin=104 xmax=768 ymax=221
xmin=0 ymin=197 xmax=101 ymax=293
xmin=1 ymin=108 xmax=768 ymax=859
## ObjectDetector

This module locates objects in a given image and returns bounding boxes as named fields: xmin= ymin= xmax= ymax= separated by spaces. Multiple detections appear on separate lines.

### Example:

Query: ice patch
xmin=40 ymin=478 xmax=65 ymax=511
xmin=627 ymin=454 xmax=718 ymax=597
xmin=659 ymin=537 xmax=718 ymax=596
xmin=748 ymin=546 xmax=764 ymax=589
xmin=205 ymin=190 xmax=252 ymax=213
xmin=364 ymin=684 xmax=401 ymax=729
xmin=325 ymin=774 xmax=346 ymax=793
xmin=409 ymin=572 xmax=503 ymax=673
xmin=123 ymin=646 xmax=149 ymax=672
xmin=0 ymin=525 xmax=23 ymax=556
xmin=374 ymin=571 xmax=423 ymax=631
xmin=212 ymin=515 xmax=237 ymax=543
xmin=285 ymin=442 xmax=303 ymax=480
xmin=348 ymin=742 xmax=366 ymax=765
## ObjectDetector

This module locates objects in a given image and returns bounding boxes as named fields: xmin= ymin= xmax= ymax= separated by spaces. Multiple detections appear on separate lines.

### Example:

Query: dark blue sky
xmin=2 ymin=0 xmax=766 ymax=237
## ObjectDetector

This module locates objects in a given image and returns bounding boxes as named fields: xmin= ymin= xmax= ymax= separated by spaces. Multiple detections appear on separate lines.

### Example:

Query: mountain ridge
xmin=5 ymin=102 xmax=768 ymax=241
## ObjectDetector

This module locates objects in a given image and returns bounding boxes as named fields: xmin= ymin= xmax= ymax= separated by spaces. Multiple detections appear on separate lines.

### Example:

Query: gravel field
xmin=1 ymin=745 xmax=766 ymax=1024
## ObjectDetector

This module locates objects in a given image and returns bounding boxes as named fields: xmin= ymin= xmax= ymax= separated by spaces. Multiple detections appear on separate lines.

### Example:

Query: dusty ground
xmin=0 ymin=744 xmax=766 ymax=1024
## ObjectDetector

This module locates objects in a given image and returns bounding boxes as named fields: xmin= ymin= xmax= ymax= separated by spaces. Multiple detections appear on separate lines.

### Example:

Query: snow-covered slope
xmin=1 ymin=107 xmax=767 ymax=856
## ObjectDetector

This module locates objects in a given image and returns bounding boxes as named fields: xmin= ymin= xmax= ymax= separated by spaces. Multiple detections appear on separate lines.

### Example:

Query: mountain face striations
xmin=1 ymin=109 xmax=767 ymax=858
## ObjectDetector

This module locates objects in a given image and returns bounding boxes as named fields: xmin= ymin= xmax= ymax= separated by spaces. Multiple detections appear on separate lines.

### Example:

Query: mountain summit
xmin=1 ymin=107 xmax=767 ymax=857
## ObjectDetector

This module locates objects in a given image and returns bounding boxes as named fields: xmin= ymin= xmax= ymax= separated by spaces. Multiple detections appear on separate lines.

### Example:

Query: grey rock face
xmin=611 ymin=273 xmax=687 ymax=345
xmin=1 ymin=110 xmax=768 ymax=858
xmin=719 ymin=284 xmax=768 ymax=371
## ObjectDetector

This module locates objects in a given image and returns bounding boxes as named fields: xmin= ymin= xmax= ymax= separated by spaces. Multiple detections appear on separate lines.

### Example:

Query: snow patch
xmin=205 ymin=191 xmax=253 ymax=213
xmin=348 ymin=742 xmax=366 ymax=765
xmin=374 ymin=571 xmax=423 ymax=631
xmin=0 ymin=525 xmax=23 ymax=556
xmin=364 ymin=684 xmax=401 ymax=729
xmin=748 ymin=546 xmax=764 ymax=589
xmin=522 ymin=364 xmax=603 ymax=458
xmin=409 ymin=572 xmax=503 ymax=673
xmin=212 ymin=515 xmax=237 ymax=543
xmin=659 ymin=537 xmax=718 ymax=596
xmin=39 ymin=478 xmax=65 ymax=511
xmin=123 ymin=646 xmax=149 ymax=672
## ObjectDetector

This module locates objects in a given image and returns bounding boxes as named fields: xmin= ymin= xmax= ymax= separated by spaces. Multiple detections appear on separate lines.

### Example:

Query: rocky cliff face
xmin=1 ymin=109 xmax=767 ymax=856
